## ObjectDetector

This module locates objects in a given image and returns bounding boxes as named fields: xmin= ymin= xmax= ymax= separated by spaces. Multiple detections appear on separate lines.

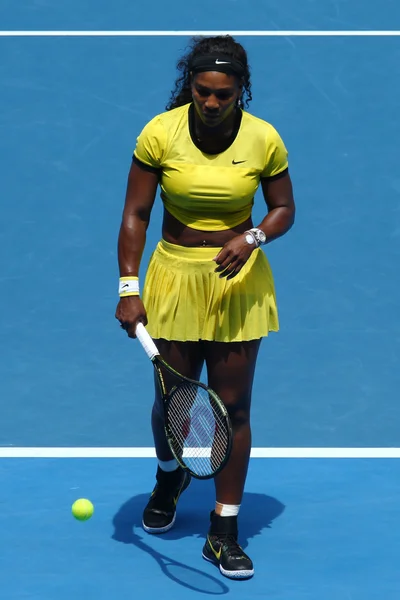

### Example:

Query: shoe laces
xmin=152 ymin=484 xmax=171 ymax=502
xmin=218 ymin=534 xmax=245 ymax=557
xmin=153 ymin=472 xmax=183 ymax=502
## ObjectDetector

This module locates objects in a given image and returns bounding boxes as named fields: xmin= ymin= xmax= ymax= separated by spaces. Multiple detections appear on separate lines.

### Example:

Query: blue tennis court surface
xmin=2 ymin=458 xmax=400 ymax=599
xmin=1 ymin=0 xmax=400 ymax=596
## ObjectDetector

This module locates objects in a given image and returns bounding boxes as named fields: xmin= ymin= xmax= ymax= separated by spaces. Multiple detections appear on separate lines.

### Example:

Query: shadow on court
xmin=111 ymin=480 xmax=285 ymax=594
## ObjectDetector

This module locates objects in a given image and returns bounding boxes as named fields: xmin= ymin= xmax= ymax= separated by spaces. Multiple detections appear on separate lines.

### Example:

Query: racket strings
xmin=166 ymin=382 xmax=230 ymax=478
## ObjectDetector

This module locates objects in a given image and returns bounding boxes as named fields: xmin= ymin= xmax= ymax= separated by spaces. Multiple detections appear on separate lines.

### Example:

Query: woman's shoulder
xmin=144 ymin=104 xmax=190 ymax=130
xmin=241 ymin=110 xmax=283 ymax=137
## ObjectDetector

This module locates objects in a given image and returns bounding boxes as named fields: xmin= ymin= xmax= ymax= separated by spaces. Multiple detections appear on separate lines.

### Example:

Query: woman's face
xmin=191 ymin=71 xmax=242 ymax=128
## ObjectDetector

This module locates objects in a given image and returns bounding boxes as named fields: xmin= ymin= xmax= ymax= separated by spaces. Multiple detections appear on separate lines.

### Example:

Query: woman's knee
xmin=223 ymin=394 xmax=251 ymax=429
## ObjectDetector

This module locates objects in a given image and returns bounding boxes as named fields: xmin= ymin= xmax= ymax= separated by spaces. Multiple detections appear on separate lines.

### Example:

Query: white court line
xmin=0 ymin=447 xmax=400 ymax=458
xmin=1 ymin=30 xmax=400 ymax=37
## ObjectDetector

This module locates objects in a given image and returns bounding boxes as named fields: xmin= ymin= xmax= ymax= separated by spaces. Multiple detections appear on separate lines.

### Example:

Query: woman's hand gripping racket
xmin=135 ymin=323 xmax=233 ymax=480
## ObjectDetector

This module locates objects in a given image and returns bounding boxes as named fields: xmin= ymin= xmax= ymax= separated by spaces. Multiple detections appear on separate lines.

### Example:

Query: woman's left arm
xmin=257 ymin=171 xmax=295 ymax=242
xmin=214 ymin=172 xmax=295 ymax=279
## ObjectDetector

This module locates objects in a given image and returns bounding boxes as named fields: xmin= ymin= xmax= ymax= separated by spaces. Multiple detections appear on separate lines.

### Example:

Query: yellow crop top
xmin=133 ymin=103 xmax=288 ymax=231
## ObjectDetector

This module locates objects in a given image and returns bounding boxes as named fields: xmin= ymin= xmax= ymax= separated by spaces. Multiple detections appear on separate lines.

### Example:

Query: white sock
xmin=158 ymin=458 xmax=179 ymax=472
xmin=215 ymin=502 xmax=241 ymax=517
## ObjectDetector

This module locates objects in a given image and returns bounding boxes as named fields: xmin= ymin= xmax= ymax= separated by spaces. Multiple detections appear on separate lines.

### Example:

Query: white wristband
xmin=119 ymin=277 xmax=139 ymax=297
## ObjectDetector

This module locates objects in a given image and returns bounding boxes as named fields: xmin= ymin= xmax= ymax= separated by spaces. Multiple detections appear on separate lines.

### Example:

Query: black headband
xmin=189 ymin=54 xmax=245 ymax=78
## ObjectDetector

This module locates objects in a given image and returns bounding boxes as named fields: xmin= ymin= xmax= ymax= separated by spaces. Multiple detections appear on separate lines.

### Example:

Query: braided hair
xmin=166 ymin=35 xmax=252 ymax=111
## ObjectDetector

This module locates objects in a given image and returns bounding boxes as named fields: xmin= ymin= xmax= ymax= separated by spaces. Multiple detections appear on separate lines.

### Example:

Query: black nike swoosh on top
xmin=232 ymin=160 xmax=247 ymax=164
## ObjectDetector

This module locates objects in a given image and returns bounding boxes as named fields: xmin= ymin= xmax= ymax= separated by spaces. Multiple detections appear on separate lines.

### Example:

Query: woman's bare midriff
xmin=161 ymin=209 xmax=253 ymax=248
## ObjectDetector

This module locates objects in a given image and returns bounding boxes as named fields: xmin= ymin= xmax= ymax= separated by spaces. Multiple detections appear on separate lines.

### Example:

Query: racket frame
xmin=136 ymin=323 xmax=233 ymax=479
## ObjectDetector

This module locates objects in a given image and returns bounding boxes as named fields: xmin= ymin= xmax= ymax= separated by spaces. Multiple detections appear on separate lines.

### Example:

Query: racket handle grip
xmin=135 ymin=322 xmax=160 ymax=359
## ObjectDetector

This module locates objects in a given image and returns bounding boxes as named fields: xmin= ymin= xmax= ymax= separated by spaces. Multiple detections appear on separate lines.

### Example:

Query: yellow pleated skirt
xmin=142 ymin=239 xmax=279 ymax=342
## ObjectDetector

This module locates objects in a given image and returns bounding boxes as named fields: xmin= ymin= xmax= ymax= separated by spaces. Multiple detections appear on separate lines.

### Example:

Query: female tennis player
xmin=115 ymin=35 xmax=295 ymax=580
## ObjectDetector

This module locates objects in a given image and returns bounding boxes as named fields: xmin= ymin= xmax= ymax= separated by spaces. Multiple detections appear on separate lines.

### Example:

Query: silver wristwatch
xmin=245 ymin=228 xmax=267 ymax=247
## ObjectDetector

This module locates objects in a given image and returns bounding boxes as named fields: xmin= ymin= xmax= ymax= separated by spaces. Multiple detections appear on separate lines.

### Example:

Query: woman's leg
xmin=204 ymin=339 xmax=261 ymax=505
xmin=201 ymin=339 xmax=261 ymax=578
xmin=143 ymin=339 xmax=204 ymax=534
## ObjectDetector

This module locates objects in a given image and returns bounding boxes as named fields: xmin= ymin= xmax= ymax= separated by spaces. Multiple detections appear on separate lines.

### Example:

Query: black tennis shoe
xmin=142 ymin=466 xmax=191 ymax=534
xmin=202 ymin=511 xmax=254 ymax=579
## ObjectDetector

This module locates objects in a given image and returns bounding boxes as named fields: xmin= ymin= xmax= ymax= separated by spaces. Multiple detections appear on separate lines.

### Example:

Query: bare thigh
xmin=203 ymin=340 xmax=261 ymax=416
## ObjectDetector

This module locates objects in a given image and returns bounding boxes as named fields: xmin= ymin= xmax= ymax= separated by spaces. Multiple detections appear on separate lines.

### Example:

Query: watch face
xmin=245 ymin=233 xmax=255 ymax=244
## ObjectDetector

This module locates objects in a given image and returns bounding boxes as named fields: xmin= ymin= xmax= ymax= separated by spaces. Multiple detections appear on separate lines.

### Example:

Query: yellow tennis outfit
xmin=133 ymin=103 xmax=289 ymax=342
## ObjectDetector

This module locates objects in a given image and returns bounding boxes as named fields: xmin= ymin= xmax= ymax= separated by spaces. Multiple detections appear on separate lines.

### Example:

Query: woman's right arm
xmin=115 ymin=162 xmax=159 ymax=338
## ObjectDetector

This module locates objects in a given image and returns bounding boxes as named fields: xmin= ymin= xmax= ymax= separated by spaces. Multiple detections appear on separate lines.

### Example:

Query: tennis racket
xmin=135 ymin=322 xmax=233 ymax=480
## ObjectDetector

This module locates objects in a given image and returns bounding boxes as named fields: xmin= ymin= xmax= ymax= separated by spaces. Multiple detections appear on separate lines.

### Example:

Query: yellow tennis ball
xmin=72 ymin=498 xmax=94 ymax=521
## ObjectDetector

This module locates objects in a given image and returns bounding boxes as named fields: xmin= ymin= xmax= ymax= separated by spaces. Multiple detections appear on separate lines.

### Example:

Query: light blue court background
xmin=1 ymin=33 xmax=399 ymax=447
